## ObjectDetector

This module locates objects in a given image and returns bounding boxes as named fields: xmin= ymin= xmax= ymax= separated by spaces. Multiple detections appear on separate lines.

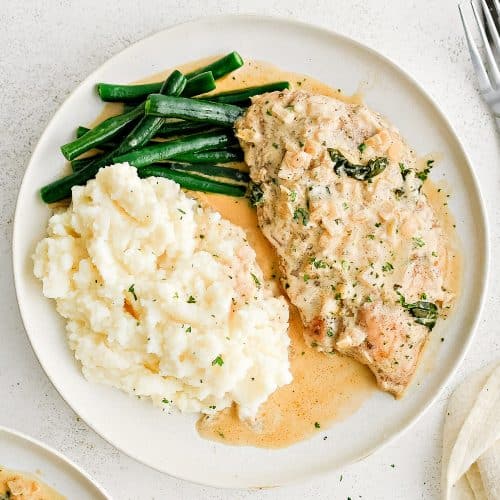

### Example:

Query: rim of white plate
xmin=12 ymin=14 xmax=490 ymax=488
xmin=0 ymin=425 xmax=110 ymax=498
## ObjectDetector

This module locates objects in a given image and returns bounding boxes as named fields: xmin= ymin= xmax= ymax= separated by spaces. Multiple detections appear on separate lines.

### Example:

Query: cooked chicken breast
xmin=236 ymin=90 xmax=454 ymax=397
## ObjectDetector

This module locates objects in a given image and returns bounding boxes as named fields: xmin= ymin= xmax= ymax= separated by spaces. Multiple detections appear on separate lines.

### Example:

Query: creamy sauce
xmin=419 ymin=178 xmax=462 ymax=376
xmin=0 ymin=467 xmax=65 ymax=500
xmin=194 ymin=191 xmax=376 ymax=448
xmin=82 ymin=56 xmax=461 ymax=448
xmin=423 ymin=179 xmax=462 ymax=305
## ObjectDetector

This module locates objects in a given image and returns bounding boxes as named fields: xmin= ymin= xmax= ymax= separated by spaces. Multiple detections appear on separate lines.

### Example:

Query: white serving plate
xmin=0 ymin=426 xmax=109 ymax=498
xmin=13 ymin=15 xmax=489 ymax=489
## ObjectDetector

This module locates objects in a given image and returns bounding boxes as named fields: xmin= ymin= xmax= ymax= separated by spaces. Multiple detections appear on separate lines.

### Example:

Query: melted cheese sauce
xmin=0 ymin=467 xmax=65 ymax=500
xmin=85 ymin=56 xmax=461 ymax=448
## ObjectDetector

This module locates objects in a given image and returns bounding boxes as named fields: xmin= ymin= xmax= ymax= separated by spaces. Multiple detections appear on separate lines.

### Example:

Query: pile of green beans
xmin=40 ymin=51 xmax=291 ymax=203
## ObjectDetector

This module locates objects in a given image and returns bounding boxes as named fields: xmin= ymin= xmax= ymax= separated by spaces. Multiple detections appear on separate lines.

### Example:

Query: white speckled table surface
xmin=1 ymin=1 xmax=499 ymax=498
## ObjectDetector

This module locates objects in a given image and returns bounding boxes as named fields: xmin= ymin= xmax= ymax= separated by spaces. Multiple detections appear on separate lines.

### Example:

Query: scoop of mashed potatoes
xmin=33 ymin=164 xmax=291 ymax=419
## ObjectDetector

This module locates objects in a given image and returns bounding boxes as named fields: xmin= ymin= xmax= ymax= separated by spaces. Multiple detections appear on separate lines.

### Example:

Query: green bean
xmin=201 ymin=81 xmax=290 ymax=105
xmin=170 ymin=148 xmax=243 ymax=164
xmin=78 ymin=120 xmax=217 ymax=142
xmin=60 ymin=104 xmax=143 ymax=160
xmin=145 ymin=94 xmax=243 ymax=127
xmin=71 ymin=134 xmax=240 ymax=171
xmin=72 ymin=148 xmax=242 ymax=172
xmin=169 ymin=163 xmax=249 ymax=183
xmin=111 ymin=70 xmax=187 ymax=157
xmin=71 ymin=154 xmax=104 ymax=171
xmin=185 ymin=51 xmax=243 ymax=80
xmin=97 ymin=82 xmax=161 ymax=102
xmin=156 ymin=120 xmax=215 ymax=138
xmin=42 ymin=131 xmax=232 ymax=203
xmin=138 ymin=166 xmax=246 ymax=197
xmin=96 ymin=71 xmax=215 ymax=102
xmin=76 ymin=126 xmax=90 ymax=138
xmin=183 ymin=72 xmax=216 ymax=97
xmin=71 ymin=146 xmax=242 ymax=173
xmin=75 ymin=127 xmax=120 ymax=150
xmin=113 ymin=130 xmax=234 ymax=168
xmin=71 ymin=72 xmax=187 ymax=173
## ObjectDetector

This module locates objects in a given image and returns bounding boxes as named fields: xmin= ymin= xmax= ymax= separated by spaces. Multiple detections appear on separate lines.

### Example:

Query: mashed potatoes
xmin=33 ymin=164 xmax=291 ymax=419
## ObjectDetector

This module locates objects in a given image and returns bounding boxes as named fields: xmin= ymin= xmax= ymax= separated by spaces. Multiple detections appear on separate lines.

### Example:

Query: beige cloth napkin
xmin=442 ymin=361 xmax=500 ymax=499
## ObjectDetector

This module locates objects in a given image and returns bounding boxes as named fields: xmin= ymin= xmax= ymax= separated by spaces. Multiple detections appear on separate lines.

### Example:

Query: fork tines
xmin=459 ymin=1 xmax=500 ymax=93
xmin=483 ymin=0 xmax=500 ymax=41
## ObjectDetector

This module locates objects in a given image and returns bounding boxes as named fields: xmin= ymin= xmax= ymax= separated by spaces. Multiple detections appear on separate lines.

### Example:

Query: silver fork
xmin=459 ymin=0 xmax=500 ymax=130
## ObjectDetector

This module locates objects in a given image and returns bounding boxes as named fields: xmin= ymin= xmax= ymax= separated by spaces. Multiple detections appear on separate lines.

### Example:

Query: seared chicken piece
xmin=236 ymin=90 xmax=453 ymax=397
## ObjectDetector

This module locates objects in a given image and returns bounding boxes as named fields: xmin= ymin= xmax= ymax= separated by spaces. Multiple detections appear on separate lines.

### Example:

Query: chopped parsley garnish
xmin=314 ymin=422 xmax=321 ymax=429
xmin=303 ymin=274 xmax=310 ymax=282
xmin=162 ymin=398 xmax=170 ymax=404
xmin=335 ymin=292 xmax=342 ymax=300
xmin=177 ymin=208 xmax=186 ymax=215
xmin=416 ymin=159 xmax=434 ymax=182
xmin=128 ymin=284 xmax=137 ymax=301
xmin=249 ymin=182 xmax=264 ymax=206
xmin=382 ymin=262 xmax=394 ymax=272
xmin=341 ymin=260 xmax=349 ymax=271
xmin=327 ymin=327 xmax=334 ymax=337
xmin=187 ymin=295 xmax=196 ymax=304
xmin=399 ymin=162 xmax=411 ymax=180
xmin=432 ymin=251 xmax=438 ymax=257
xmin=266 ymin=109 xmax=273 ymax=116
xmin=358 ymin=142 xmax=366 ymax=153
xmin=272 ymin=142 xmax=279 ymax=149
xmin=186 ymin=326 xmax=192 ymax=333
xmin=342 ymin=202 xmax=349 ymax=210
xmin=375 ymin=222 xmax=382 ymax=227
xmin=289 ymin=190 xmax=297 ymax=202
xmin=251 ymin=273 xmax=261 ymax=288
xmin=412 ymin=237 xmax=425 ymax=248
xmin=366 ymin=234 xmax=375 ymax=240
xmin=212 ymin=355 xmax=224 ymax=366
xmin=311 ymin=257 xmax=328 ymax=269
xmin=394 ymin=188 xmax=405 ymax=199
xmin=293 ymin=207 xmax=310 ymax=226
